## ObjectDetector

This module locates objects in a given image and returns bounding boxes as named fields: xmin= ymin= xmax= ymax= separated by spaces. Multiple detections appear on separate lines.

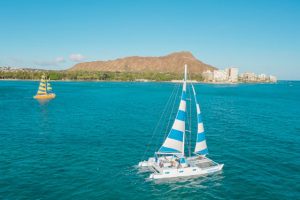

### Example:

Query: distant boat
xmin=33 ymin=74 xmax=56 ymax=100
xmin=138 ymin=64 xmax=223 ymax=179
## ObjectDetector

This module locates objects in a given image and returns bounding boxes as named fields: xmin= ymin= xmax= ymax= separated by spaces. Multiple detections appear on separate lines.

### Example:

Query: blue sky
xmin=0 ymin=0 xmax=299 ymax=80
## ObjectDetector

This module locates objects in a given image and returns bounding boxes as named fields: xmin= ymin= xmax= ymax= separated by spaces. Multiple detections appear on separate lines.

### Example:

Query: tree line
xmin=0 ymin=70 xmax=204 ymax=81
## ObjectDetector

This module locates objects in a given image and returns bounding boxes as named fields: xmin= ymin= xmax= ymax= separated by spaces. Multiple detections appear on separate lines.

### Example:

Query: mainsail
xmin=36 ymin=75 xmax=53 ymax=95
xmin=192 ymin=84 xmax=208 ymax=155
xmin=158 ymin=65 xmax=187 ymax=155
xmin=37 ymin=75 xmax=47 ymax=95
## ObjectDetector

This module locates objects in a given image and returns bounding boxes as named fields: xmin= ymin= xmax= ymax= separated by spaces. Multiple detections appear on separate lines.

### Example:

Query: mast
xmin=158 ymin=65 xmax=187 ymax=156
xmin=182 ymin=64 xmax=187 ymax=156
xmin=191 ymin=84 xmax=208 ymax=155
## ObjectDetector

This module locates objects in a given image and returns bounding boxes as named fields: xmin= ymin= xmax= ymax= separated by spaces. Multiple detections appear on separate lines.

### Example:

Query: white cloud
xmin=69 ymin=53 xmax=85 ymax=62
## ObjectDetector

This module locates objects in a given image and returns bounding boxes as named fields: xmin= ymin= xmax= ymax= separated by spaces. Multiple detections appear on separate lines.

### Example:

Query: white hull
xmin=138 ymin=156 xmax=223 ymax=179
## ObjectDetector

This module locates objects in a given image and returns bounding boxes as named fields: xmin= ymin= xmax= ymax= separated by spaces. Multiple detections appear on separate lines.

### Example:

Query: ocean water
xmin=0 ymin=81 xmax=299 ymax=200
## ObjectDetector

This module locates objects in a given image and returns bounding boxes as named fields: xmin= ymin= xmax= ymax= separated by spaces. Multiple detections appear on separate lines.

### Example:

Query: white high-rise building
xmin=202 ymin=67 xmax=239 ymax=83
xmin=240 ymin=72 xmax=257 ymax=82
xmin=258 ymin=74 xmax=267 ymax=81
xmin=202 ymin=66 xmax=276 ymax=83
xmin=228 ymin=68 xmax=239 ymax=82
xmin=213 ymin=70 xmax=228 ymax=82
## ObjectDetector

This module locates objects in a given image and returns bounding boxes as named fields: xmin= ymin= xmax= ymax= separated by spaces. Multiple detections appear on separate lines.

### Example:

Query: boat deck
xmin=188 ymin=156 xmax=218 ymax=169
xmin=145 ymin=156 xmax=219 ymax=175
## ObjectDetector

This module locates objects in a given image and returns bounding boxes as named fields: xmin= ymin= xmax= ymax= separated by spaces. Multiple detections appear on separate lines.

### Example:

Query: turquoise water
xmin=0 ymin=81 xmax=299 ymax=199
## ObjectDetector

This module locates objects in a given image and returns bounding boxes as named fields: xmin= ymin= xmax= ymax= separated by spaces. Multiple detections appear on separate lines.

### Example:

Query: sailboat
xmin=138 ymin=65 xmax=223 ymax=179
xmin=33 ymin=74 xmax=56 ymax=100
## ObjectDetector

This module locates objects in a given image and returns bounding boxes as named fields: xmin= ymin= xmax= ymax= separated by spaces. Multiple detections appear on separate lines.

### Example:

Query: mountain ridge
xmin=69 ymin=51 xmax=217 ymax=74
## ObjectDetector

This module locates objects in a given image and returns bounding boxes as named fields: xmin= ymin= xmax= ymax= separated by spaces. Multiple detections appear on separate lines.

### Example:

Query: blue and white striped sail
xmin=158 ymin=66 xmax=187 ymax=155
xmin=192 ymin=85 xmax=208 ymax=155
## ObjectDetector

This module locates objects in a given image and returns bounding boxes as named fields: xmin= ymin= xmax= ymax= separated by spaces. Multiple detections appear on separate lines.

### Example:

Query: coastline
xmin=0 ymin=78 xmax=280 ymax=84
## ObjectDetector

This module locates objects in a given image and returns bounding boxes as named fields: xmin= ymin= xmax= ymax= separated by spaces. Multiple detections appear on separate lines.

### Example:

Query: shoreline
xmin=0 ymin=78 xmax=281 ymax=84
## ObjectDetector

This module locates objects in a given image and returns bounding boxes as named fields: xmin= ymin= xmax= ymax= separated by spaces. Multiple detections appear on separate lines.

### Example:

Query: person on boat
xmin=158 ymin=160 xmax=162 ymax=168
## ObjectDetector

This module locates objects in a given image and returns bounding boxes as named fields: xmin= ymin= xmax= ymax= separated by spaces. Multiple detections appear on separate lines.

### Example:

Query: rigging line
xmin=153 ymin=83 xmax=180 ymax=151
xmin=184 ymin=85 xmax=188 ymax=153
xmin=185 ymin=69 xmax=193 ymax=157
xmin=163 ymin=83 xmax=181 ymax=140
xmin=155 ymin=83 xmax=180 ymax=152
xmin=142 ymin=84 xmax=177 ymax=159
xmin=190 ymin=76 xmax=201 ymax=155
xmin=187 ymin=78 xmax=193 ymax=157
xmin=184 ymin=70 xmax=191 ymax=157
xmin=141 ymin=83 xmax=178 ymax=160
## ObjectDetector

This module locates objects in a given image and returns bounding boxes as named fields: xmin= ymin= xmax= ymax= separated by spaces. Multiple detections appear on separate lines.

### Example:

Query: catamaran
xmin=138 ymin=65 xmax=223 ymax=179
xmin=33 ymin=74 xmax=56 ymax=100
